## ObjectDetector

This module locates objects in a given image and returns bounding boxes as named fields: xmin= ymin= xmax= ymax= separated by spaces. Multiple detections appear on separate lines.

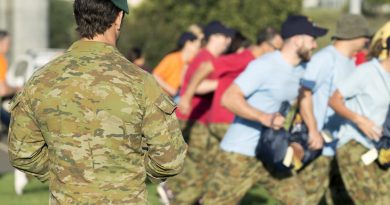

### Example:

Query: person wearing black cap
xmin=153 ymin=31 xmax=201 ymax=97
xmin=158 ymin=20 xmax=234 ymax=205
xmin=7 ymin=0 xmax=188 ymax=204
xmin=298 ymin=14 xmax=371 ymax=205
xmin=199 ymin=15 xmax=327 ymax=205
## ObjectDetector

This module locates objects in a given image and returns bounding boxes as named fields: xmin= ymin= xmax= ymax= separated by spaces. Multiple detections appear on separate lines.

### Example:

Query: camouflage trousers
xmin=337 ymin=140 xmax=390 ymax=205
xmin=207 ymin=123 xmax=230 ymax=141
xmin=297 ymin=153 xmax=354 ymax=205
xmin=166 ymin=120 xmax=222 ymax=205
xmin=202 ymin=150 xmax=308 ymax=205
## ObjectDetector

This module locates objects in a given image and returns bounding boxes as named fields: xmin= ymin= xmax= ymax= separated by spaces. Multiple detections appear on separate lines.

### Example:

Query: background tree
xmin=49 ymin=0 xmax=302 ymax=67
xmin=118 ymin=0 xmax=302 ymax=68
xmin=49 ymin=0 xmax=76 ymax=48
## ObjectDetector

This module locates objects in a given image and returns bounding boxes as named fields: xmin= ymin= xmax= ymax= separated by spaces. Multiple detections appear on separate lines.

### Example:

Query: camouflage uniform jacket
xmin=8 ymin=40 xmax=187 ymax=204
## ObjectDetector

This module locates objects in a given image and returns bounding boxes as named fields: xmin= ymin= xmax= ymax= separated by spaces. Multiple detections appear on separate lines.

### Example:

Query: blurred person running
xmin=328 ymin=21 xmax=390 ymax=205
xmin=0 ymin=30 xmax=28 ymax=196
xmin=0 ymin=30 xmax=10 ymax=91
xmin=0 ymin=30 xmax=11 ymax=126
xmin=153 ymin=31 xmax=201 ymax=98
xmin=298 ymin=14 xmax=371 ymax=205
xmin=158 ymin=20 xmax=234 ymax=205
xmin=179 ymin=27 xmax=283 ymax=142
xmin=201 ymin=15 xmax=327 ymax=205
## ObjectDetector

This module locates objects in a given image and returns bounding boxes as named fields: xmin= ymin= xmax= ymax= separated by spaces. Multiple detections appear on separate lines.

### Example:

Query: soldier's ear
xmin=115 ymin=11 xmax=124 ymax=31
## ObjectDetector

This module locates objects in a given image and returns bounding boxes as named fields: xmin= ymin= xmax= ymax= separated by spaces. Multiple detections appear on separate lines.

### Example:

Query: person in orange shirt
xmin=0 ymin=30 xmax=10 ymax=89
xmin=153 ymin=31 xmax=201 ymax=97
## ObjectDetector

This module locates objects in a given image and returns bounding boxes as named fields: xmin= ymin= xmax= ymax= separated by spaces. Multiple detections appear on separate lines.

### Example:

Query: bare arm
xmin=221 ymin=83 xmax=284 ymax=129
xmin=194 ymin=79 xmax=218 ymax=95
xmin=329 ymin=90 xmax=381 ymax=140
xmin=179 ymin=61 xmax=215 ymax=114
xmin=298 ymin=88 xmax=323 ymax=150
xmin=183 ymin=62 xmax=214 ymax=98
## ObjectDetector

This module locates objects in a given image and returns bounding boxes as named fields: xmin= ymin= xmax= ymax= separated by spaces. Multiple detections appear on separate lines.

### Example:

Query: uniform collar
xmin=68 ymin=40 xmax=119 ymax=53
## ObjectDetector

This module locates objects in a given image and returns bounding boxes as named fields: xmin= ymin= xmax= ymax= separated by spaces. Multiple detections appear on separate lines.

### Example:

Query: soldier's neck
xmin=81 ymin=30 xmax=117 ymax=47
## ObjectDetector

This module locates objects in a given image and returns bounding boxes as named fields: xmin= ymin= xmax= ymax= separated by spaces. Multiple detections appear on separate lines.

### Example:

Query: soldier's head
xmin=73 ymin=0 xmax=129 ymax=44
xmin=281 ymin=15 xmax=327 ymax=62
xmin=368 ymin=21 xmax=390 ymax=61
xmin=253 ymin=27 xmax=283 ymax=55
xmin=332 ymin=14 xmax=371 ymax=54
xmin=203 ymin=21 xmax=235 ymax=56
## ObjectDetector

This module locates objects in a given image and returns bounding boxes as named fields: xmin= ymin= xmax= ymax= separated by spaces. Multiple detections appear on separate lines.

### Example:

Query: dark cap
xmin=203 ymin=21 xmax=235 ymax=39
xmin=177 ymin=32 xmax=198 ymax=48
xmin=332 ymin=14 xmax=371 ymax=40
xmin=111 ymin=0 xmax=129 ymax=14
xmin=281 ymin=15 xmax=328 ymax=39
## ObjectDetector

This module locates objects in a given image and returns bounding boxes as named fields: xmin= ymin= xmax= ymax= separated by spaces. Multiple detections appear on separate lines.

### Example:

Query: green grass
xmin=0 ymin=173 xmax=278 ymax=205
xmin=0 ymin=173 xmax=49 ymax=205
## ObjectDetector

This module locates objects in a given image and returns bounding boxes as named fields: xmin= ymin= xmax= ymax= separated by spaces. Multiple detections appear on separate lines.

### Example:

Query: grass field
xmin=0 ymin=172 xmax=280 ymax=205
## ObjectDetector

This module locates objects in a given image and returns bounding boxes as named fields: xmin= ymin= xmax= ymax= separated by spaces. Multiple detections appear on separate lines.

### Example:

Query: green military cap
xmin=332 ymin=14 xmax=371 ymax=40
xmin=111 ymin=0 xmax=129 ymax=14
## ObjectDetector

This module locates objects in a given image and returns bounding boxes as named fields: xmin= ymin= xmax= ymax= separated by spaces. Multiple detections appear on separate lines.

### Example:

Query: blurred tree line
xmin=50 ymin=0 xmax=302 ymax=68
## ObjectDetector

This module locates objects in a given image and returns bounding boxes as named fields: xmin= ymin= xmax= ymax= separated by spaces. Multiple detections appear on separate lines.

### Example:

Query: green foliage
xmin=118 ymin=0 xmax=302 ymax=68
xmin=365 ymin=0 xmax=390 ymax=5
xmin=49 ymin=0 xmax=77 ymax=49
xmin=48 ymin=0 xmax=302 ymax=67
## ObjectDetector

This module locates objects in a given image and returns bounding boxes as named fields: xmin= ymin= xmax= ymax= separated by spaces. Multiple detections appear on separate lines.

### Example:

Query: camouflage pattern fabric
xmin=337 ymin=140 xmax=390 ymax=205
xmin=207 ymin=123 xmax=229 ymax=141
xmin=297 ymin=155 xmax=332 ymax=204
xmin=8 ymin=40 xmax=187 ymax=205
xmin=297 ymin=154 xmax=354 ymax=205
xmin=202 ymin=150 xmax=308 ymax=205
xmin=166 ymin=120 xmax=220 ymax=205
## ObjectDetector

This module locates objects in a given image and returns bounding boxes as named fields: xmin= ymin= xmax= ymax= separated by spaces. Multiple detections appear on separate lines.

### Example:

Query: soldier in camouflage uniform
xmin=7 ymin=0 xmax=187 ymax=204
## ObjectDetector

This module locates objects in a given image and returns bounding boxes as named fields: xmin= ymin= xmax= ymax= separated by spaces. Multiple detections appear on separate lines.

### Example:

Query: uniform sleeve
xmin=338 ymin=67 xmax=366 ymax=98
xmin=300 ymin=51 xmax=333 ymax=92
xmin=234 ymin=60 xmax=268 ymax=97
xmin=141 ymin=75 xmax=187 ymax=183
xmin=8 ymin=92 xmax=49 ymax=182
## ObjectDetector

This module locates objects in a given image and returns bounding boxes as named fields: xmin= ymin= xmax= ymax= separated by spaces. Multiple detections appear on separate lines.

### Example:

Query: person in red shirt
xmin=158 ymin=21 xmax=234 ymax=205
xmin=179 ymin=27 xmax=283 ymax=141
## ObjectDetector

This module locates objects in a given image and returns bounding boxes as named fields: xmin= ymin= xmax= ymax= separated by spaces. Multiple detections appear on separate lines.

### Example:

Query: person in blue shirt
xmin=298 ymin=14 xmax=371 ymax=204
xmin=329 ymin=22 xmax=390 ymax=205
xmin=201 ymin=15 xmax=328 ymax=205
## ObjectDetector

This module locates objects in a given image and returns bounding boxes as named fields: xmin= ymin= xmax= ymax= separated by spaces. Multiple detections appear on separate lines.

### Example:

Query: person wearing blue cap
xmin=200 ymin=15 xmax=328 ymax=205
xmin=298 ymin=14 xmax=371 ymax=205
xmin=7 ymin=0 xmax=188 ymax=204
